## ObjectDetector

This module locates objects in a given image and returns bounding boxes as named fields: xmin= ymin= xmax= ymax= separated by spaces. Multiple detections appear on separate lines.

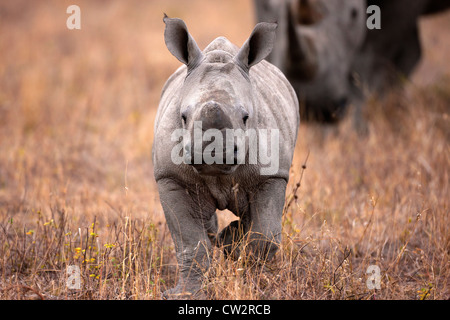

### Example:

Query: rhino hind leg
xmin=216 ymin=219 xmax=245 ymax=259
xmin=392 ymin=24 xmax=421 ymax=78
xmin=206 ymin=212 xmax=218 ymax=243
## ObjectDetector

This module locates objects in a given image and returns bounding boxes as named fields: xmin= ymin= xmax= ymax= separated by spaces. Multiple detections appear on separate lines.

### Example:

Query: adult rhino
xmin=254 ymin=0 xmax=450 ymax=123
xmin=153 ymin=16 xmax=299 ymax=298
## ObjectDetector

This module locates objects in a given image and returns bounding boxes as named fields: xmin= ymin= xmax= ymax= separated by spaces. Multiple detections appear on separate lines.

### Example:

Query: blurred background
xmin=0 ymin=0 xmax=257 ymax=215
xmin=0 ymin=0 xmax=448 ymax=299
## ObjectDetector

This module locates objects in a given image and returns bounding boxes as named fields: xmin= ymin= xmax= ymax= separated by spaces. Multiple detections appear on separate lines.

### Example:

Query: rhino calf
xmin=153 ymin=15 xmax=299 ymax=298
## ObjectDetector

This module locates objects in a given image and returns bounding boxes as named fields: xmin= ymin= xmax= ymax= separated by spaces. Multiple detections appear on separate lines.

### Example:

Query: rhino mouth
xmin=189 ymin=147 xmax=240 ymax=176
xmin=191 ymin=163 xmax=238 ymax=176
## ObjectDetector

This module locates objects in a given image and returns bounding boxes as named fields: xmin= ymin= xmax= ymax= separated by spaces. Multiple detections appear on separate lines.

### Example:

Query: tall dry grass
xmin=0 ymin=1 xmax=448 ymax=299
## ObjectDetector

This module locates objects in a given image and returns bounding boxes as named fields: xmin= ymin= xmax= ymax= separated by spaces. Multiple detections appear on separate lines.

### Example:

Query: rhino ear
xmin=163 ymin=14 xmax=203 ymax=69
xmin=235 ymin=22 xmax=277 ymax=71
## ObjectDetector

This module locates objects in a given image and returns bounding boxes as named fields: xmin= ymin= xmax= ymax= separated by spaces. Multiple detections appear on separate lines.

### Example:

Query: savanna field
xmin=0 ymin=0 xmax=448 ymax=300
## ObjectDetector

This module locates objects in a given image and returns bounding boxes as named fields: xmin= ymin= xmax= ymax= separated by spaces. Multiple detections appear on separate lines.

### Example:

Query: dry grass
xmin=0 ymin=0 xmax=448 ymax=300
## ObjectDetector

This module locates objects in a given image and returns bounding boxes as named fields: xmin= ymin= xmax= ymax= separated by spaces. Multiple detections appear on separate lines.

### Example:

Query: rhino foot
xmin=162 ymin=282 xmax=206 ymax=300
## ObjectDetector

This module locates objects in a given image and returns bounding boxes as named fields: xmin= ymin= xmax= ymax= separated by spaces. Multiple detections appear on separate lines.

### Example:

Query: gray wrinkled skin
xmin=254 ymin=0 xmax=450 ymax=124
xmin=153 ymin=17 xmax=299 ymax=299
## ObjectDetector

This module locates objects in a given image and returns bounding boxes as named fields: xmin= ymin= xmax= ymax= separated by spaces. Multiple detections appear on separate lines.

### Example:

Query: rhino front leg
xmin=247 ymin=178 xmax=287 ymax=261
xmin=157 ymin=178 xmax=216 ymax=299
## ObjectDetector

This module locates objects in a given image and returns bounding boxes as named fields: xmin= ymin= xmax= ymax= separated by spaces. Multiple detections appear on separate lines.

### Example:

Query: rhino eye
xmin=181 ymin=112 xmax=187 ymax=124
xmin=242 ymin=113 xmax=249 ymax=125
xmin=351 ymin=8 xmax=358 ymax=20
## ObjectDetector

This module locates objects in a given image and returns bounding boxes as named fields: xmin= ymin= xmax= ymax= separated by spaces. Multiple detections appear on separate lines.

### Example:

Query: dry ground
xmin=0 ymin=0 xmax=448 ymax=300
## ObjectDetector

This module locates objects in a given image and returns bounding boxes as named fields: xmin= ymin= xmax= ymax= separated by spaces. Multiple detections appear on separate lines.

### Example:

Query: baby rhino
xmin=153 ymin=15 xmax=299 ymax=299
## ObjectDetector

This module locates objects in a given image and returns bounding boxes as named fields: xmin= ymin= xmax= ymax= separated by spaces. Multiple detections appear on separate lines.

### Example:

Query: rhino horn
xmin=294 ymin=0 xmax=324 ymax=25
xmin=286 ymin=1 xmax=319 ymax=79
xmin=235 ymin=22 xmax=278 ymax=72
xmin=163 ymin=14 xmax=203 ymax=71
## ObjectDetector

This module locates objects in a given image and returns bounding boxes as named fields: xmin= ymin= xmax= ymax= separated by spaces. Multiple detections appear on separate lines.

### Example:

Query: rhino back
xmin=249 ymin=59 xmax=299 ymax=153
